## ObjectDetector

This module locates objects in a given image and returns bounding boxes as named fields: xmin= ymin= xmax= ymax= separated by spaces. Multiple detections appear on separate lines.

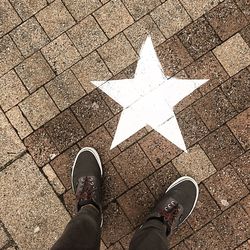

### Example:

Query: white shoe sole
xmin=166 ymin=176 xmax=199 ymax=225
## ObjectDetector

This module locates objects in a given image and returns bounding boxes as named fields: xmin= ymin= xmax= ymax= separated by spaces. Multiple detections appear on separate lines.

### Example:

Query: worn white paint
xmin=92 ymin=36 xmax=208 ymax=152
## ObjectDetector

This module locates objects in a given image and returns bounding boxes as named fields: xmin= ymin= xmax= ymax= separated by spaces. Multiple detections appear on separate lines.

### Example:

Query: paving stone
xmin=187 ymin=184 xmax=221 ymax=231
xmin=124 ymin=15 xmax=165 ymax=52
xmin=50 ymin=145 xmax=79 ymax=190
xmin=63 ymin=0 xmax=101 ymax=21
xmin=15 ymin=51 xmax=55 ymax=93
xmin=94 ymin=0 xmax=133 ymax=38
xmin=199 ymin=126 xmax=244 ymax=169
xmin=236 ymin=241 xmax=250 ymax=250
xmin=144 ymin=162 xmax=180 ymax=200
xmin=71 ymin=90 xmax=113 ymax=133
xmin=119 ymin=232 xmax=134 ymax=250
xmin=205 ymin=165 xmax=248 ymax=210
xmin=6 ymin=106 xmax=33 ymax=139
xmin=105 ymin=114 xmax=148 ymax=151
xmin=171 ymin=242 xmax=189 ymax=250
xmin=45 ymin=69 xmax=85 ymax=111
xmin=36 ymin=0 xmax=75 ymax=39
xmin=78 ymin=126 xmax=120 ymax=164
xmin=0 ymin=35 xmax=23 ymax=77
xmin=241 ymin=24 xmax=250 ymax=47
xmin=241 ymin=195 xmax=250 ymax=216
xmin=42 ymin=164 xmax=65 ymax=195
xmin=118 ymin=182 xmax=155 ymax=227
xmin=24 ymin=127 xmax=59 ymax=167
xmin=179 ymin=0 xmax=221 ymax=20
xmin=19 ymin=87 xmax=59 ymax=129
xmin=102 ymin=161 xmax=127 ymax=205
xmin=9 ymin=0 xmax=47 ymax=20
xmin=0 ymin=0 xmax=21 ymax=37
xmin=10 ymin=17 xmax=49 ymax=57
xmin=170 ymin=221 xmax=193 ymax=248
xmin=71 ymin=51 xmax=112 ymax=93
xmin=63 ymin=188 xmax=76 ymax=216
xmin=228 ymin=108 xmax=249 ymax=150
xmin=173 ymin=144 xmax=216 ymax=183
xmin=213 ymin=34 xmax=250 ymax=76
xmin=193 ymin=87 xmax=237 ymax=130
xmin=206 ymin=0 xmax=248 ymax=41
xmin=231 ymin=151 xmax=250 ymax=189
xmin=0 ymin=154 xmax=71 ymax=250
xmin=184 ymin=223 xmax=228 ymax=249
xmin=185 ymin=51 xmax=229 ymax=95
xmin=178 ymin=17 xmax=221 ymax=60
xmin=139 ymin=131 xmax=182 ymax=169
xmin=100 ymin=241 xmax=107 ymax=250
xmin=235 ymin=0 xmax=250 ymax=21
xmin=0 ymin=70 xmax=28 ymax=111
xmin=156 ymin=36 xmax=193 ymax=76
xmin=151 ymin=0 xmax=191 ymax=39
xmin=102 ymin=202 xmax=133 ymax=246
xmin=0 ymin=110 xmax=26 ymax=168
xmin=123 ymin=0 xmax=160 ymax=20
xmin=45 ymin=109 xmax=85 ymax=152
xmin=176 ymin=106 xmax=209 ymax=148
xmin=6 ymin=247 xmax=16 ymax=250
xmin=213 ymin=204 xmax=250 ymax=248
xmin=221 ymin=68 xmax=250 ymax=112
xmin=0 ymin=226 xmax=9 ymax=248
xmin=112 ymin=143 xmax=154 ymax=188
xmin=108 ymin=242 xmax=123 ymax=250
xmin=98 ymin=33 xmax=138 ymax=75
xmin=67 ymin=15 xmax=107 ymax=57
xmin=42 ymin=33 xmax=81 ymax=74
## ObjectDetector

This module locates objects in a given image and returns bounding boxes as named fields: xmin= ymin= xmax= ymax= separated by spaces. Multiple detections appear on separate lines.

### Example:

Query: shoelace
xmin=160 ymin=200 xmax=180 ymax=226
xmin=76 ymin=176 xmax=97 ymax=202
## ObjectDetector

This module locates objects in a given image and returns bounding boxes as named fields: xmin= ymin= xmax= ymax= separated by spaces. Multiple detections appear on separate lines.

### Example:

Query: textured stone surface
xmin=0 ymin=226 xmax=9 ymax=248
xmin=151 ymin=0 xmax=191 ymax=39
xmin=15 ymin=51 xmax=55 ymax=93
xmin=213 ymin=34 xmax=250 ymax=76
xmin=94 ymin=0 xmax=134 ymax=38
xmin=0 ymin=154 xmax=70 ymax=250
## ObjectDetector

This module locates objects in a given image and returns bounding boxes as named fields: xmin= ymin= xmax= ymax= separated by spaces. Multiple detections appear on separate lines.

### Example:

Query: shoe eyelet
xmin=171 ymin=201 xmax=176 ymax=206
xmin=168 ymin=204 xmax=172 ymax=209
xmin=164 ymin=207 xmax=168 ymax=211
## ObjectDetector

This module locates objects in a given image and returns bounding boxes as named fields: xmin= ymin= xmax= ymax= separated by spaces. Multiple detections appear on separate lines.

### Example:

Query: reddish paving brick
xmin=104 ymin=114 xmax=148 ymax=151
xmin=176 ymin=106 xmax=209 ymax=148
xmin=185 ymin=52 xmax=229 ymax=95
xmin=102 ymin=162 xmax=127 ymax=206
xmin=170 ymin=221 xmax=193 ymax=248
xmin=111 ymin=143 xmax=154 ymax=188
xmin=144 ymin=162 xmax=180 ymax=200
xmin=78 ymin=126 xmax=120 ymax=164
xmin=178 ymin=17 xmax=221 ymax=59
xmin=50 ymin=145 xmax=79 ymax=190
xmin=102 ymin=202 xmax=133 ymax=246
xmin=231 ymin=151 xmax=250 ymax=189
xmin=44 ymin=109 xmax=85 ymax=152
xmin=185 ymin=223 xmax=228 ymax=249
xmin=71 ymin=90 xmax=113 ymax=133
xmin=156 ymin=36 xmax=193 ymax=77
xmin=118 ymin=182 xmax=155 ymax=227
xmin=187 ymin=184 xmax=221 ymax=231
xmin=212 ymin=204 xmax=250 ymax=248
xmin=221 ymin=68 xmax=250 ymax=113
xmin=63 ymin=189 xmax=76 ymax=216
xmin=235 ymin=0 xmax=250 ymax=21
xmin=193 ymin=87 xmax=237 ymax=131
xmin=227 ymin=108 xmax=250 ymax=150
xmin=200 ymin=126 xmax=244 ymax=169
xmin=204 ymin=165 xmax=248 ymax=210
xmin=24 ymin=127 xmax=59 ymax=167
xmin=139 ymin=131 xmax=182 ymax=169
xmin=206 ymin=0 xmax=248 ymax=41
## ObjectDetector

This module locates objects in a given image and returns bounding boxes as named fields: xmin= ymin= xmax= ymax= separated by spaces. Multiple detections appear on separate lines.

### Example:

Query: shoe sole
xmin=71 ymin=147 xmax=104 ymax=227
xmin=166 ymin=176 xmax=199 ymax=225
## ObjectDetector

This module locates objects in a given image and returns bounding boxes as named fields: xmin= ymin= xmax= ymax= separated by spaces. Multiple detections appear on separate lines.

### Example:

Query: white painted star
xmin=92 ymin=36 xmax=208 ymax=152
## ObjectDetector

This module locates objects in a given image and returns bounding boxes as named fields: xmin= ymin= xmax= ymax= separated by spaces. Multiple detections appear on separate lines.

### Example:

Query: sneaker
xmin=71 ymin=147 xmax=103 ymax=213
xmin=147 ymin=176 xmax=199 ymax=235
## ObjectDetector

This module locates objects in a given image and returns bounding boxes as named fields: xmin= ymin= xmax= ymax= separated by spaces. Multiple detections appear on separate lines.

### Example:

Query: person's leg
xmin=51 ymin=147 xmax=103 ymax=250
xmin=129 ymin=176 xmax=199 ymax=250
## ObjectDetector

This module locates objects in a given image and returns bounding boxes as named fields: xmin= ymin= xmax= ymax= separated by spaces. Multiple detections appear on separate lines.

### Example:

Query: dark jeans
xmin=51 ymin=205 xmax=169 ymax=250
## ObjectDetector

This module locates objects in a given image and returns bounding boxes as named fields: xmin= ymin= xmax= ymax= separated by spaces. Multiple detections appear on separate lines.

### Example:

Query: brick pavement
xmin=0 ymin=0 xmax=249 ymax=249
